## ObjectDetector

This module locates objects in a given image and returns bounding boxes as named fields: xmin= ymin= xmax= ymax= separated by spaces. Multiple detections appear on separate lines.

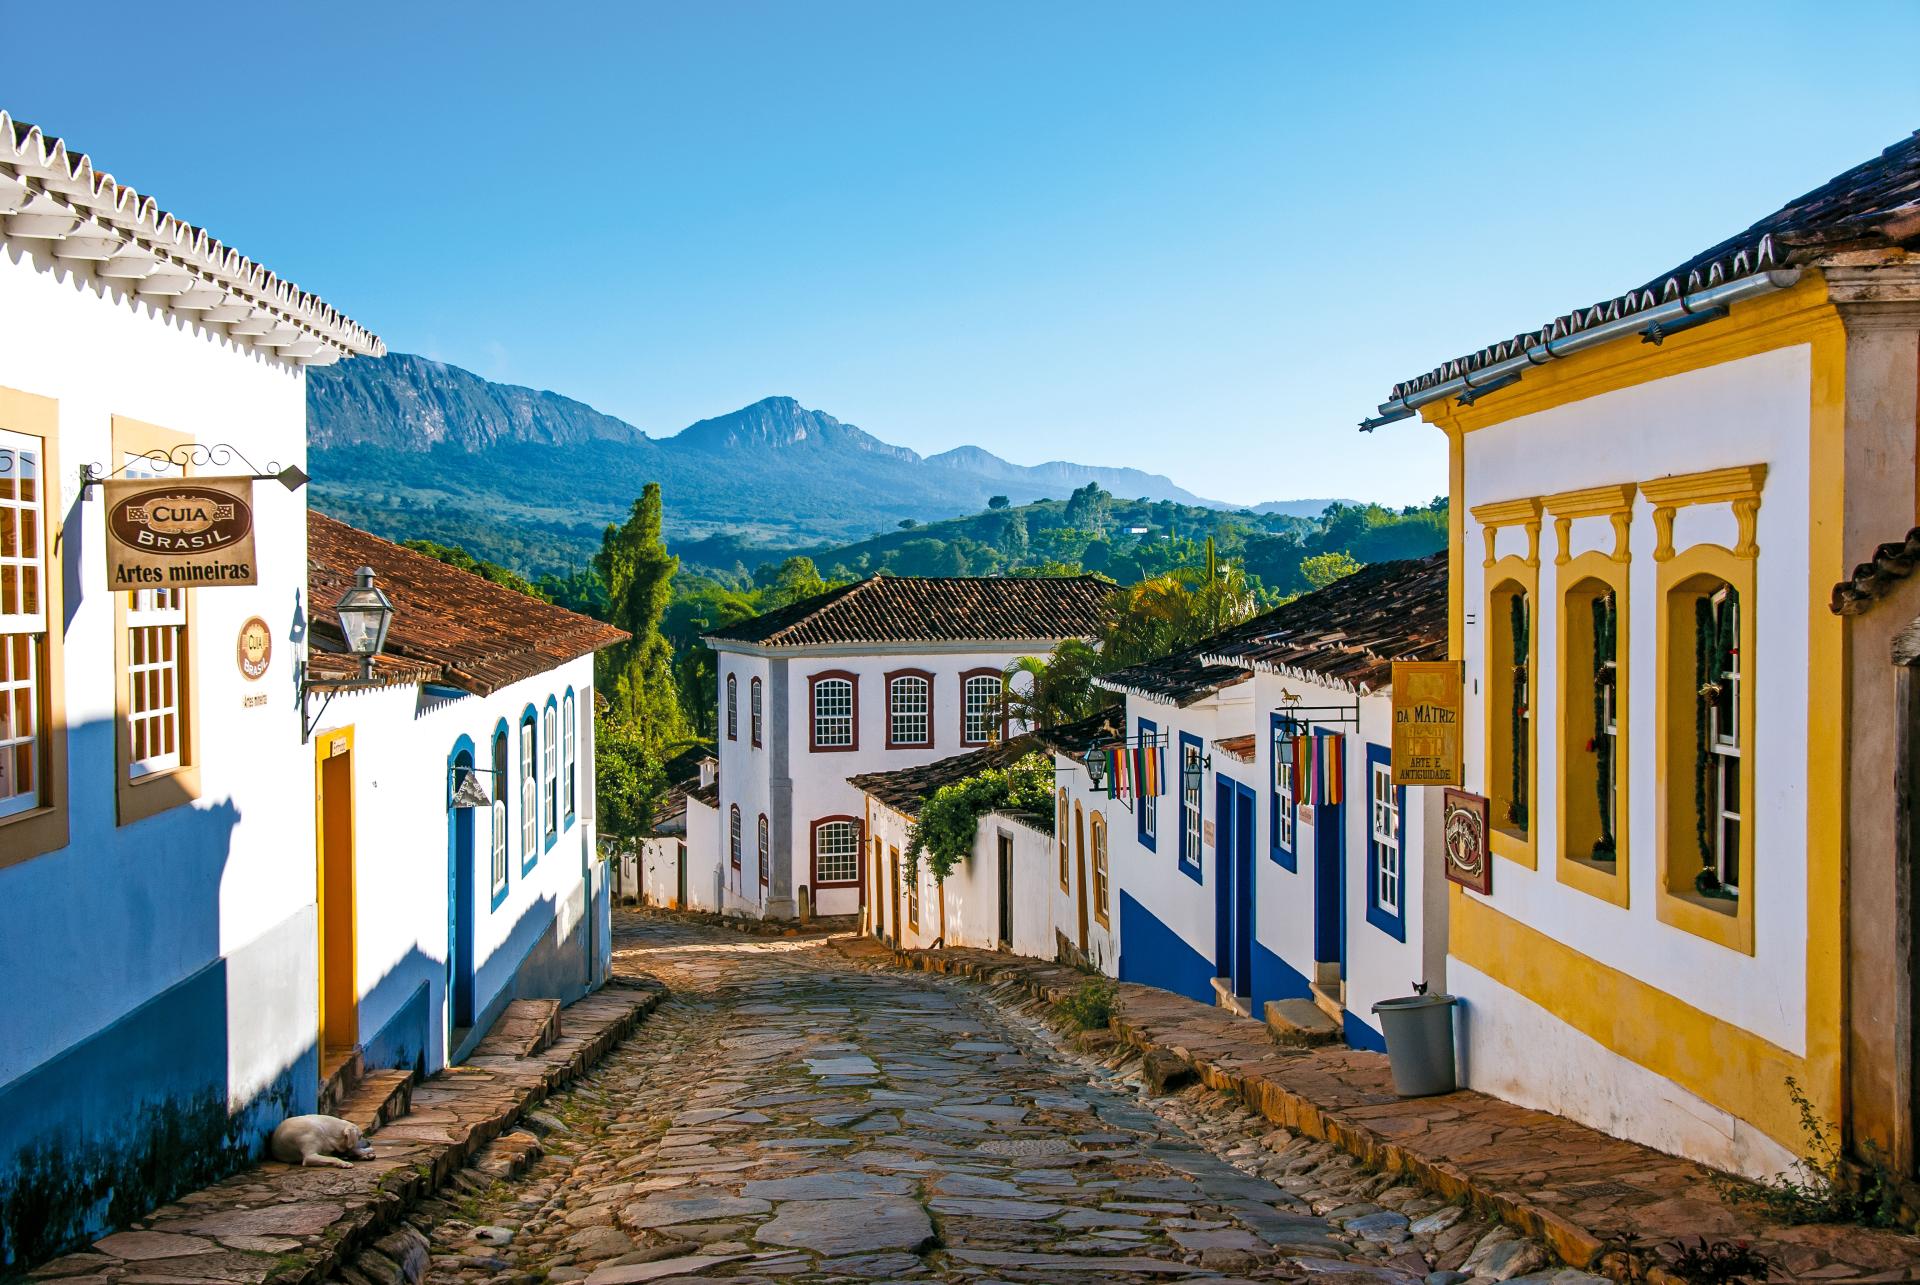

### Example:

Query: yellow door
xmin=315 ymin=729 xmax=357 ymax=1066
xmin=1074 ymin=802 xmax=1090 ymax=953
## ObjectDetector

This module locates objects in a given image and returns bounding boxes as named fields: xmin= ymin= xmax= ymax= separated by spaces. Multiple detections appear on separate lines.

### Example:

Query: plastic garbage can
xmin=1370 ymin=994 xmax=1458 ymax=1096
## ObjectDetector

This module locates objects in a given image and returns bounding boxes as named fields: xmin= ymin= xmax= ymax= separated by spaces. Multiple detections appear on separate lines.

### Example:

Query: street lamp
xmin=335 ymin=566 xmax=393 ymax=681
xmin=1084 ymin=748 xmax=1108 ymax=792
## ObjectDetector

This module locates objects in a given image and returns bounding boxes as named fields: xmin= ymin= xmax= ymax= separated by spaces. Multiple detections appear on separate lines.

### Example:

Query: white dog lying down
xmin=270 ymin=1114 xmax=375 ymax=1168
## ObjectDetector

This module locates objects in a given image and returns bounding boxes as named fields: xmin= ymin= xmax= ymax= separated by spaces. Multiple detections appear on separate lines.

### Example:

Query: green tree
xmin=1300 ymin=551 xmax=1363 ymax=591
xmin=594 ymin=483 xmax=690 ymax=752
xmin=595 ymin=699 xmax=666 ymax=843
xmin=997 ymin=640 xmax=1110 ymax=729
xmin=987 ymin=494 xmax=1010 ymax=510
xmin=402 ymin=539 xmax=552 ymax=601
xmin=1065 ymin=482 xmax=1112 ymax=536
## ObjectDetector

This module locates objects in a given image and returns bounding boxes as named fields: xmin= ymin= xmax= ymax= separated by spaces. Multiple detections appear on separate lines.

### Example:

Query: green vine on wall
xmin=907 ymin=752 xmax=1056 ymax=883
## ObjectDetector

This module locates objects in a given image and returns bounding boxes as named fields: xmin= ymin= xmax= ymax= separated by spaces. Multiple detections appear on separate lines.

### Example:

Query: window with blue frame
xmin=1137 ymin=717 xmax=1158 ymax=850
xmin=1178 ymin=732 xmax=1203 ymax=876
xmin=1270 ymin=713 xmax=1298 ymax=870
xmin=520 ymin=709 xmax=539 ymax=871
xmin=1365 ymin=742 xmax=1406 ymax=940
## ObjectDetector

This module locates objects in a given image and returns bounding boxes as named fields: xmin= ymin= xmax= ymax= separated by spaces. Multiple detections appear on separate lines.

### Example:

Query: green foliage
xmin=997 ymin=641 xmax=1110 ymax=730
xmin=594 ymin=700 xmax=667 ymax=842
xmin=1055 ymin=976 xmax=1118 ymax=1030
xmin=1711 ymin=1076 xmax=1905 ymax=1227
xmin=907 ymin=752 xmax=1055 ymax=882
xmin=987 ymin=494 xmax=1010 ymax=510
xmin=1101 ymin=559 xmax=1257 ymax=669
xmin=594 ymin=484 xmax=690 ymax=751
xmin=1299 ymin=550 xmax=1362 ymax=591
xmin=401 ymin=539 xmax=553 ymax=600
xmin=1662 ymin=1237 xmax=1779 ymax=1285
xmin=1064 ymin=481 xmax=1112 ymax=535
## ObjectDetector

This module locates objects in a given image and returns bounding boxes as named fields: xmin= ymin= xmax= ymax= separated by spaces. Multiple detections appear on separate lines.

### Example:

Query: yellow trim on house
xmin=1546 ymin=484 xmax=1636 ymax=564
xmin=313 ymin=725 xmax=358 ymax=1058
xmin=1557 ymin=549 xmax=1630 ymax=907
xmin=1485 ymin=555 xmax=1539 ymax=869
xmin=1643 ymin=465 xmax=1768 ymax=560
xmin=0 ymin=385 xmax=69 ymax=868
xmin=1451 ymin=885 xmax=1807 ymax=1152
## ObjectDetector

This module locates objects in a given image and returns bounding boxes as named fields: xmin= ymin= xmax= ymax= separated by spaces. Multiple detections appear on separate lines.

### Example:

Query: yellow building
xmin=1365 ymin=130 xmax=1920 ymax=1178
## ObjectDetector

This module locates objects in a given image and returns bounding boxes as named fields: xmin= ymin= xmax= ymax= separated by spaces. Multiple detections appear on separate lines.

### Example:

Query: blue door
xmin=1213 ymin=777 xmax=1258 ymax=1000
xmin=450 ymin=750 xmax=477 ymax=1029
xmin=1214 ymin=779 xmax=1233 ymax=982
xmin=1312 ymin=786 xmax=1346 ymax=977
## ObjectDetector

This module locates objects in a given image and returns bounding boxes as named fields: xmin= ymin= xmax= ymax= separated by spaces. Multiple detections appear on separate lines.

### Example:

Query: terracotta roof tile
xmin=849 ymin=735 xmax=1046 ymax=818
xmin=308 ymin=512 xmax=627 ymax=696
xmin=1832 ymin=526 xmax=1920 ymax=615
xmin=705 ymin=574 xmax=1113 ymax=649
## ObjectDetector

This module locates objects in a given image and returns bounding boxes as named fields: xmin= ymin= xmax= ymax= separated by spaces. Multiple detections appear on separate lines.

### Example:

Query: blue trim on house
xmin=447 ymin=735 xmax=479 ymax=1037
xmin=1251 ymin=938 xmax=1313 ymax=1013
xmin=362 ymin=979 xmax=430 ymax=1077
xmin=1363 ymin=742 xmax=1407 ymax=942
xmin=1118 ymin=891 xmax=1215 ymax=1004
xmin=1269 ymin=712 xmax=1298 ymax=871
xmin=521 ymin=704 xmax=541 ymax=874
xmin=1343 ymin=1009 xmax=1388 ymax=1053
xmin=562 ymin=688 xmax=577 ymax=829
xmin=490 ymin=719 xmax=512 ymax=911
xmin=1311 ymin=728 xmax=1346 ymax=973
xmin=1176 ymin=731 xmax=1204 ymax=884
xmin=1136 ymin=716 xmax=1158 ymax=851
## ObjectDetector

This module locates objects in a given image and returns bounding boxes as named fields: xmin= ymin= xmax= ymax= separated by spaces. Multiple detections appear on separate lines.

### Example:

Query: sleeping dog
xmin=269 ymin=1114 xmax=375 ymax=1168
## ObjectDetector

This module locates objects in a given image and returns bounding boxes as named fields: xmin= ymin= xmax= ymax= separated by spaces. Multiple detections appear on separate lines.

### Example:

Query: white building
xmin=703 ymin=575 xmax=1111 ymax=920
xmin=304 ymin=514 xmax=625 ymax=1079
xmin=0 ymin=111 xmax=382 ymax=1264
xmin=615 ymin=747 xmax=717 ymax=911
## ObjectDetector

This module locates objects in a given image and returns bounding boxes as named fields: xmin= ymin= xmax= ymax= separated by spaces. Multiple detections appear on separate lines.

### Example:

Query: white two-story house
xmin=703 ymin=574 xmax=1112 ymax=920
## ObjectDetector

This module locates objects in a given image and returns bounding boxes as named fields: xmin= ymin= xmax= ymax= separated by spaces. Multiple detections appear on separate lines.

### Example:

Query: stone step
xmin=337 ymin=1068 xmax=416 ymax=1136
xmin=471 ymin=998 xmax=563 ymax=1058
xmin=1309 ymin=978 xmax=1346 ymax=1025
xmin=1264 ymin=997 xmax=1343 ymax=1047
xmin=469 ymin=1128 xmax=543 ymax=1181
xmin=317 ymin=1045 xmax=365 ymax=1118
xmin=1209 ymin=976 xmax=1253 ymax=1018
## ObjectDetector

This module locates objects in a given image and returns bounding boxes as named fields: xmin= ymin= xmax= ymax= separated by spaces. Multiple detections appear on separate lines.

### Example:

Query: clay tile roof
xmin=1197 ymin=553 xmax=1447 ymax=693
xmin=1384 ymin=130 xmax=1920 ymax=406
xmin=704 ymin=574 xmax=1114 ymax=649
xmin=308 ymin=512 xmax=627 ymax=696
xmin=1031 ymin=704 xmax=1128 ymax=757
xmin=1097 ymin=649 xmax=1252 ymax=706
xmin=1215 ymin=734 xmax=1256 ymax=763
xmin=1832 ymin=527 xmax=1920 ymax=615
xmin=1 ymin=111 xmax=382 ymax=364
xmin=849 ymin=734 xmax=1047 ymax=818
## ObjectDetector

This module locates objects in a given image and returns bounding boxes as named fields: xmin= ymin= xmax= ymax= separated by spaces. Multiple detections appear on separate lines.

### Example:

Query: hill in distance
xmin=308 ymin=353 xmax=1333 ymax=575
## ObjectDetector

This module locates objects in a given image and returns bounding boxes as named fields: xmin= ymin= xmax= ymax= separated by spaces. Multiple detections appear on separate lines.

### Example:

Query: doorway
xmin=889 ymin=846 xmax=903 ymax=947
xmin=996 ymin=832 xmax=1014 ymax=949
xmin=315 ymin=728 xmax=358 ymax=1076
xmin=1074 ymin=802 xmax=1090 ymax=953
xmin=449 ymin=748 xmax=477 ymax=1030
xmin=676 ymin=841 xmax=688 ymax=909
xmin=1312 ymin=751 xmax=1346 ymax=983
xmin=1213 ymin=777 xmax=1257 ymax=1000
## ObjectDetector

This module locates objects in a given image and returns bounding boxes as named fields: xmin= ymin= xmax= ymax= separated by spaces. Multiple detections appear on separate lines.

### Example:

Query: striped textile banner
xmin=1136 ymin=743 xmax=1163 ymax=798
xmin=1323 ymin=733 xmax=1346 ymax=806
xmin=1291 ymin=734 xmax=1311 ymax=802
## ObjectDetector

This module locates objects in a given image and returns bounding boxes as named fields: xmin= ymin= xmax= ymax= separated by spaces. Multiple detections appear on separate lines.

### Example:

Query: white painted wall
xmin=0 ymin=243 xmax=318 ymax=1105
xmin=862 ymin=798 xmax=1057 ymax=958
xmin=683 ymin=796 xmax=722 ymax=912
xmin=1456 ymin=343 xmax=1813 ymax=1169
xmin=1051 ymin=752 xmax=1122 ymax=975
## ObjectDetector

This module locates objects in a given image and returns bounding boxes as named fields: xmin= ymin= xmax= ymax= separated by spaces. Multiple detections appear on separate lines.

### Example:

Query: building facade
xmin=703 ymin=575 xmax=1111 ymax=920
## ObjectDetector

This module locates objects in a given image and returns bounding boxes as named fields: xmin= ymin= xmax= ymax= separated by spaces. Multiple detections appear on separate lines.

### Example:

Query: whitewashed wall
xmin=862 ymin=798 xmax=1056 ymax=958
xmin=1052 ymin=750 xmax=1121 ymax=975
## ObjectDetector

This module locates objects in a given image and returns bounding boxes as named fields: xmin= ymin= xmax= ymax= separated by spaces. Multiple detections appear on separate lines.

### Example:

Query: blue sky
xmin=9 ymin=3 xmax=1918 ymax=507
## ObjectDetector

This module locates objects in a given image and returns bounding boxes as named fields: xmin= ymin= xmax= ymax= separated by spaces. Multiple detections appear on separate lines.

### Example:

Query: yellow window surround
xmin=1473 ymin=498 xmax=1541 ymax=869
xmin=1643 ymin=464 xmax=1768 ymax=561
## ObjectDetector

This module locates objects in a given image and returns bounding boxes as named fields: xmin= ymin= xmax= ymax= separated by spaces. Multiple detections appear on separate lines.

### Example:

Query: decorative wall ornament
xmin=1443 ymin=789 xmax=1492 ymax=895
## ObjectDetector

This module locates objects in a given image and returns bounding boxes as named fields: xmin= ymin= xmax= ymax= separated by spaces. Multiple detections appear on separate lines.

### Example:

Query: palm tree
xmin=997 ymin=640 xmax=1108 ymax=730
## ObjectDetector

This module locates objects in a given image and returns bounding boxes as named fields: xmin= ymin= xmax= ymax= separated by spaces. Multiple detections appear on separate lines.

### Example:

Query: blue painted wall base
xmin=1343 ymin=1009 xmax=1388 ymax=1053
xmin=1118 ymin=892 xmax=1216 ymax=1004
xmin=1250 ymin=940 xmax=1313 ymax=1015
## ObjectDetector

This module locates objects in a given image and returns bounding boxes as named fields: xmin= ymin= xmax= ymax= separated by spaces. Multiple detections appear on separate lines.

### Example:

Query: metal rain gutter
xmin=1358 ymin=269 xmax=1803 ymax=431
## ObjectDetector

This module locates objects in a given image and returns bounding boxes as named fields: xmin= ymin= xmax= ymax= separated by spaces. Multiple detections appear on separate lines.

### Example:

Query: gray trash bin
xmin=1370 ymin=994 xmax=1458 ymax=1096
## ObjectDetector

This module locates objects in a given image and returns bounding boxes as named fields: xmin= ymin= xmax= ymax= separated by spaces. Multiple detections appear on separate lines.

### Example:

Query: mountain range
xmin=306 ymin=353 xmax=1341 ymax=575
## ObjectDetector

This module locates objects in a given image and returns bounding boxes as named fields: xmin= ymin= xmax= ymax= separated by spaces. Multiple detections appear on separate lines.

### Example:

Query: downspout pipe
xmin=1359 ymin=268 xmax=1802 ymax=431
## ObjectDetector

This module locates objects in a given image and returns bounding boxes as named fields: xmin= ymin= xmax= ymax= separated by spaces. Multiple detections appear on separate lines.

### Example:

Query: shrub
xmin=1055 ymin=977 xmax=1118 ymax=1030
xmin=907 ymin=752 xmax=1054 ymax=882
xmin=1712 ymin=1077 xmax=1903 ymax=1227
xmin=1663 ymin=1237 xmax=1778 ymax=1285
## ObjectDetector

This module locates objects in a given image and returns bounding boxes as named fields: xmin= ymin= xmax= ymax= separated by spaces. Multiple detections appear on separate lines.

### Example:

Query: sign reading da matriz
xmin=1390 ymin=659 xmax=1463 ymax=787
xmin=103 ymin=477 xmax=258 ymax=589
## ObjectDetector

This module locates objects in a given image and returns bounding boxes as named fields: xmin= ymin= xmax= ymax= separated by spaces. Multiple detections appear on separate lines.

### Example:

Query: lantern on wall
xmin=335 ymin=566 xmax=394 ymax=680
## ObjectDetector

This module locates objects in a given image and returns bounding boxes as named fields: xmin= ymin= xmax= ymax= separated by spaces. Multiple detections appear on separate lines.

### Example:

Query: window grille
xmin=814 ymin=678 xmax=853 ymax=748
xmin=1371 ymin=762 xmax=1400 ymax=915
xmin=890 ymin=675 xmax=930 ymax=746
xmin=0 ymin=432 xmax=45 ymax=820
xmin=124 ymin=452 xmax=186 ymax=779
xmin=963 ymin=674 xmax=1001 ymax=744
xmin=814 ymin=819 xmax=859 ymax=884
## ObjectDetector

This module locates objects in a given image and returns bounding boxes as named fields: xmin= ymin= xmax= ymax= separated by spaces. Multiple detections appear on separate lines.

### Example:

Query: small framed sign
xmin=1443 ymin=788 xmax=1492 ymax=895
xmin=236 ymin=616 xmax=273 ymax=680
xmin=1391 ymin=660 xmax=1464 ymax=786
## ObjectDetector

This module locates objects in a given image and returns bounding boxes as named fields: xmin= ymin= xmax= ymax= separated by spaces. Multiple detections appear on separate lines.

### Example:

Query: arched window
xmin=811 ymin=817 xmax=862 ymax=887
xmin=961 ymin=670 xmax=1002 ymax=745
xmin=542 ymin=699 xmax=558 ymax=841
xmin=563 ymin=690 xmax=578 ymax=823
xmin=1488 ymin=580 xmax=1533 ymax=843
xmin=887 ymin=670 xmax=932 ymax=749
xmin=1665 ymin=574 xmax=1749 ymax=905
xmin=1560 ymin=572 xmax=1625 ymax=890
xmin=758 ymin=813 xmax=770 ymax=888
xmin=519 ymin=710 xmax=538 ymax=869
xmin=491 ymin=726 xmax=509 ymax=900
xmin=1057 ymin=788 xmax=1070 ymax=890
xmin=726 ymin=673 xmax=738 ymax=741
xmin=730 ymin=804 xmax=743 ymax=872
xmin=750 ymin=677 xmax=764 ymax=747
xmin=1090 ymin=811 xmax=1110 ymax=926
xmin=810 ymin=673 xmax=856 ymax=751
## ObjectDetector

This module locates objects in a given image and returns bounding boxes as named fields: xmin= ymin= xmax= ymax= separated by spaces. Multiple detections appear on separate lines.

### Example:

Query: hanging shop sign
xmin=1390 ymin=659 xmax=1464 ymax=786
xmin=103 ymin=476 xmax=257 ymax=589
xmin=1443 ymin=788 xmax=1492 ymax=895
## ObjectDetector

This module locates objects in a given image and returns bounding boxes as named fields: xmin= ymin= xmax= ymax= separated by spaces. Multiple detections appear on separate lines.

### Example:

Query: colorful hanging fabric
xmin=1290 ymin=734 xmax=1310 ymax=802
xmin=1138 ymin=742 xmax=1162 ymax=799
xmin=1325 ymin=733 xmax=1347 ymax=806
xmin=1103 ymin=746 xmax=1120 ymax=799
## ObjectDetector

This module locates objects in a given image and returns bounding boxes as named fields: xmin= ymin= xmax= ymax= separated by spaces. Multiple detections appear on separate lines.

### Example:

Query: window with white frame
xmin=563 ymin=691 xmax=577 ymax=821
xmin=542 ymin=703 xmax=558 ymax=839
xmin=813 ymin=677 xmax=853 ymax=748
xmin=890 ymin=674 xmax=929 ymax=746
xmin=520 ymin=714 xmax=537 ymax=863
xmin=813 ymin=819 xmax=860 ymax=884
xmin=963 ymin=674 xmax=1001 ymax=744
xmin=0 ymin=430 xmax=47 ymax=820
xmin=123 ymin=452 xmax=187 ymax=778
xmin=1706 ymin=585 xmax=1742 ymax=895
xmin=491 ymin=729 xmax=509 ymax=897
xmin=1370 ymin=760 xmax=1400 ymax=916
xmin=1272 ymin=723 xmax=1295 ymax=853
xmin=726 ymin=673 xmax=738 ymax=740
xmin=758 ymin=813 xmax=769 ymax=888
xmin=1180 ymin=742 xmax=1202 ymax=867
xmin=750 ymin=677 xmax=763 ymax=747
xmin=730 ymin=805 xmax=742 ymax=871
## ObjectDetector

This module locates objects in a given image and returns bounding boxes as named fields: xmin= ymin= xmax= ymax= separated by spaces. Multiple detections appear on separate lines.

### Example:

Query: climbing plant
xmin=907 ymin=752 xmax=1055 ymax=882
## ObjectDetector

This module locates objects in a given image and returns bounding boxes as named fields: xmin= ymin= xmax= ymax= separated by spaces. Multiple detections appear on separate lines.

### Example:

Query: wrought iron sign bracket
xmin=1275 ymin=697 xmax=1362 ymax=730
xmin=79 ymin=443 xmax=310 ymax=497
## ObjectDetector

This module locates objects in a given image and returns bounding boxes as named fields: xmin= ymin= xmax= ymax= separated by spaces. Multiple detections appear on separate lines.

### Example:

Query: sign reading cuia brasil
xmin=1390 ymin=659 xmax=1463 ymax=787
xmin=103 ymin=477 xmax=258 ymax=589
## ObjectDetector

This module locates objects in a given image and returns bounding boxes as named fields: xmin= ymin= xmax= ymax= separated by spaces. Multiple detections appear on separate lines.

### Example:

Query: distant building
xmin=1369 ymin=129 xmax=1920 ymax=1178
xmin=703 ymin=575 xmax=1111 ymax=920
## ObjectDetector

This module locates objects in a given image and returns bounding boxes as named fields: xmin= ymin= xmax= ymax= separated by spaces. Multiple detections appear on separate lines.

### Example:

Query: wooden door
xmin=315 ymin=729 xmax=358 ymax=1065
xmin=997 ymin=833 xmax=1014 ymax=949
xmin=1074 ymin=802 xmax=1089 ymax=953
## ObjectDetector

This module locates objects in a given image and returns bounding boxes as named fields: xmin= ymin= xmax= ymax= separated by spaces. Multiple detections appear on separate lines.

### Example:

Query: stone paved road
xmin=412 ymin=913 xmax=1561 ymax=1284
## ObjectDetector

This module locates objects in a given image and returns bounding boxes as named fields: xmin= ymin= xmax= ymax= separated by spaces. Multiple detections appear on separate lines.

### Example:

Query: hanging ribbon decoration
xmin=1323 ymin=733 xmax=1346 ymax=807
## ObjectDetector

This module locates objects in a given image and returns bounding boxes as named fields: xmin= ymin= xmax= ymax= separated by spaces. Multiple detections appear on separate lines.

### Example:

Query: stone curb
xmin=27 ymin=979 xmax=668 ymax=1285
xmin=830 ymin=938 xmax=1664 ymax=1283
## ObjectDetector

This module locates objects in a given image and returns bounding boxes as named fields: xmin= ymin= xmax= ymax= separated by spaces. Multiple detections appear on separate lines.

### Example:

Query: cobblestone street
xmin=410 ymin=912 xmax=1570 ymax=1284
